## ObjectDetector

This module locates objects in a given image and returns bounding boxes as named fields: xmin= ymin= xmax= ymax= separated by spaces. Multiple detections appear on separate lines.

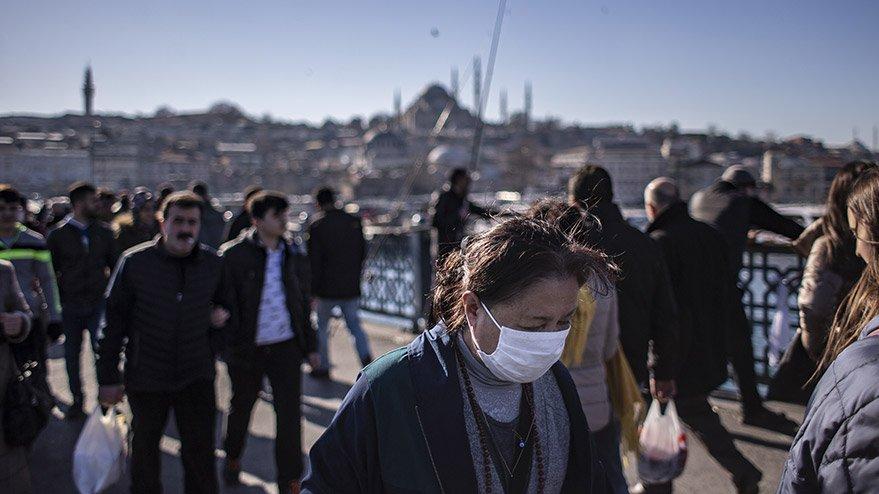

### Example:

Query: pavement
xmin=31 ymin=316 xmax=803 ymax=493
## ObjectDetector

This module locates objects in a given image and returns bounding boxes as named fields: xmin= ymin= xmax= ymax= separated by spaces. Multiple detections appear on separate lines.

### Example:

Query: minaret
xmin=524 ymin=80 xmax=532 ymax=128
xmin=451 ymin=66 xmax=459 ymax=101
xmin=499 ymin=89 xmax=508 ymax=125
xmin=393 ymin=88 xmax=402 ymax=120
xmin=83 ymin=65 xmax=95 ymax=116
xmin=473 ymin=56 xmax=482 ymax=115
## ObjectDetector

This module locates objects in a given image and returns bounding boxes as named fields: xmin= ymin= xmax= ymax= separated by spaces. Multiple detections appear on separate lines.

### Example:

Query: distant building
xmin=360 ymin=127 xmax=409 ymax=170
xmin=142 ymin=150 xmax=210 ymax=190
xmin=674 ymin=158 xmax=724 ymax=199
xmin=0 ymin=144 xmax=91 ymax=195
xmin=762 ymin=150 xmax=827 ymax=204
xmin=83 ymin=66 xmax=95 ymax=117
xmin=92 ymin=141 xmax=140 ymax=190
xmin=591 ymin=137 xmax=668 ymax=206
xmin=401 ymin=84 xmax=477 ymax=133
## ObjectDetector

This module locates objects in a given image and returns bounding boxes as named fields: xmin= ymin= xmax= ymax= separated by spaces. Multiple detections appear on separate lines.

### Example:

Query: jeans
xmin=591 ymin=421 xmax=629 ymax=494
xmin=223 ymin=339 xmax=304 ymax=484
xmin=62 ymin=302 xmax=103 ymax=403
xmin=315 ymin=298 xmax=372 ymax=369
xmin=127 ymin=379 xmax=218 ymax=494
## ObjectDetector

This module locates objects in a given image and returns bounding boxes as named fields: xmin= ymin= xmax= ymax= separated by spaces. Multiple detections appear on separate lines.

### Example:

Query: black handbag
xmin=766 ymin=331 xmax=817 ymax=406
xmin=3 ymin=354 xmax=51 ymax=447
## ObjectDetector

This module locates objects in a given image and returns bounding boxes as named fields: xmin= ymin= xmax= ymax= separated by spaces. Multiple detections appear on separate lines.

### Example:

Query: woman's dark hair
xmin=247 ymin=190 xmax=289 ymax=219
xmin=432 ymin=212 xmax=614 ymax=330
xmin=821 ymin=160 xmax=878 ymax=275
xmin=814 ymin=167 xmax=879 ymax=380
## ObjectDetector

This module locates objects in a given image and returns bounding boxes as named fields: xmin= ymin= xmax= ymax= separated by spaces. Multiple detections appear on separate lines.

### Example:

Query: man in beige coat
xmin=0 ymin=259 xmax=33 ymax=493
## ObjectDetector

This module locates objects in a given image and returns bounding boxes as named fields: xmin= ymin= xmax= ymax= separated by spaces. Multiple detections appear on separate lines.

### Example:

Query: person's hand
xmin=98 ymin=385 xmax=125 ymax=406
xmin=211 ymin=307 xmax=230 ymax=328
xmin=650 ymin=378 xmax=677 ymax=403
xmin=0 ymin=313 xmax=23 ymax=338
xmin=307 ymin=352 xmax=321 ymax=370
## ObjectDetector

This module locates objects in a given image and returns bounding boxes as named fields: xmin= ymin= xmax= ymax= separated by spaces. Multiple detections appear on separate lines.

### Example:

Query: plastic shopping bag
xmin=637 ymin=399 xmax=687 ymax=483
xmin=769 ymin=282 xmax=794 ymax=368
xmin=73 ymin=406 xmax=129 ymax=494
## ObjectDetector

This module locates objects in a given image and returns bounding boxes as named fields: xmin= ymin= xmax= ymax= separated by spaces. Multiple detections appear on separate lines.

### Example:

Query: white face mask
xmin=469 ymin=301 xmax=571 ymax=383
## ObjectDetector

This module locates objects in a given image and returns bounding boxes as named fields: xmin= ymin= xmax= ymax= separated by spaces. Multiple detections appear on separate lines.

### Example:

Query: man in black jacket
xmin=567 ymin=165 xmax=679 ymax=400
xmin=47 ymin=182 xmax=117 ymax=419
xmin=644 ymin=178 xmax=761 ymax=494
xmin=691 ymin=166 xmax=803 ymax=431
xmin=97 ymin=192 xmax=228 ymax=494
xmin=223 ymin=185 xmax=263 ymax=243
xmin=218 ymin=191 xmax=319 ymax=494
xmin=306 ymin=187 xmax=371 ymax=379
xmin=430 ymin=168 xmax=494 ymax=259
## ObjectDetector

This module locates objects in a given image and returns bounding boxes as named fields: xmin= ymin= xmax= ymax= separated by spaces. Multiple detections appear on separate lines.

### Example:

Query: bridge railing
xmin=359 ymin=227 xmax=806 ymax=383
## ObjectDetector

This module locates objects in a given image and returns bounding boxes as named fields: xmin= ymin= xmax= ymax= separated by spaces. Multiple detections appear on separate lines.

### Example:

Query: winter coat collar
xmin=405 ymin=324 xmax=593 ymax=493
xmin=646 ymin=201 xmax=689 ymax=234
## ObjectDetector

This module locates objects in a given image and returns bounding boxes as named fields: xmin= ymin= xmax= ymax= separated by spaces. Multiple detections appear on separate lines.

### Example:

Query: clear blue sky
xmin=2 ymin=0 xmax=877 ymax=145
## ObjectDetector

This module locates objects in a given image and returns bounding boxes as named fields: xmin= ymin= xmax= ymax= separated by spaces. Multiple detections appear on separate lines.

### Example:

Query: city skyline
xmin=2 ymin=0 xmax=878 ymax=145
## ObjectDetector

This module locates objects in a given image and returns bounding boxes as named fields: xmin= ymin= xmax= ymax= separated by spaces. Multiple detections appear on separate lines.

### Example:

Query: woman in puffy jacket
xmin=778 ymin=168 xmax=879 ymax=493
xmin=771 ymin=161 xmax=877 ymax=404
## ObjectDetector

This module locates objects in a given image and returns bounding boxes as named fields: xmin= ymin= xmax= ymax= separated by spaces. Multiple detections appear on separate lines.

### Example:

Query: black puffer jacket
xmin=587 ymin=201 xmax=679 ymax=384
xmin=647 ymin=202 xmax=733 ymax=397
xmin=46 ymin=218 xmax=117 ymax=306
xmin=96 ymin=239 xmax=223 ymax=392
xmin=218 ymin=230 xmax=317 ymax=368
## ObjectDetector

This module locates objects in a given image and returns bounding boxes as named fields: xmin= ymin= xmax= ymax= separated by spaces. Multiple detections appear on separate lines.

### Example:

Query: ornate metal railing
xmin=740 ymin=242 xmax=805 ymax=382
xmin=359 ymin=226 xmax=432 ymax=329
xmin=359 ymin=228 xmax=807 ymax=383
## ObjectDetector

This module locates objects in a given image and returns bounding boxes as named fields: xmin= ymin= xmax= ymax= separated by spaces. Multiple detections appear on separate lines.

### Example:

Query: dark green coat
xmin=303 ymin=325 xmax=605 ymax=493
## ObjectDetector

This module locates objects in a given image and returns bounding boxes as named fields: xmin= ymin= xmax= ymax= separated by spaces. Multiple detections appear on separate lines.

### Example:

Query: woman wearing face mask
xmin=303 ymin=216 xmax=614 ymax=494
xmin=778 ymin=168 xmax=879 ymax=493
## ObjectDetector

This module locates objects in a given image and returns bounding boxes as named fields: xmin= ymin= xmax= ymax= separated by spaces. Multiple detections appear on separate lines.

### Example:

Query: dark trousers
xmin=729 ymin=289 xmax=763 ymax=410
xmin=62 ymin=302 xmax=103 ymax=403
xmin=127 ymin=379 xmax=218 ymax=494
xmin=645 ymin=395 xmax=761 ymax=492
xmin=223 ymin=339 xmax=303 ymax=485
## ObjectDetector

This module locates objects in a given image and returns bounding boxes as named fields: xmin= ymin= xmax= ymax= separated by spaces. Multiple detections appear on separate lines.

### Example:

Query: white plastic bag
xmin=637 ymin=399 xmax=687 ymax=483
xmin=769 ymin=282 xmax=794 ymax=367
xmin=73 ymin=406 xmax=129 ymax=494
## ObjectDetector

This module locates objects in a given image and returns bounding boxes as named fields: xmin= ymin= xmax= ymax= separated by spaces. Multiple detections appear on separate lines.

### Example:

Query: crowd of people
xmin=0 ymin=181 xmax=369 ymax=493
xmin=0 ymin=158 xmax=877 ymax=494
